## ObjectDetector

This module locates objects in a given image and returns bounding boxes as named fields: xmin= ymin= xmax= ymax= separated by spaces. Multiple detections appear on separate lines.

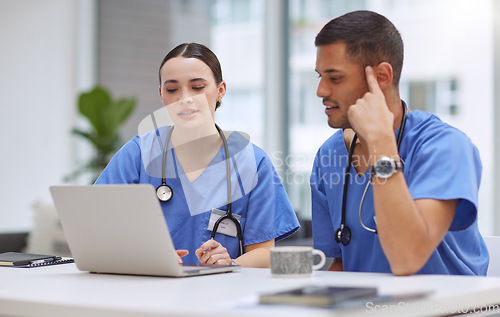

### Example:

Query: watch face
xmin=375 ymin=157 xmax=395 ymax=178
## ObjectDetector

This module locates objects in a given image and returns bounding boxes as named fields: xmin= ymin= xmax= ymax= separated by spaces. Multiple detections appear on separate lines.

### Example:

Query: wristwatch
xmin=370 ymin=156 xmax=403 ymax=179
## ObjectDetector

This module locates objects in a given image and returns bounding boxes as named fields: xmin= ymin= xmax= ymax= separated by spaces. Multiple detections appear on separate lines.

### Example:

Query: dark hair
xmin=315 ymin=10 xmax=404 ymax=87
xmin=158 ymin=43 xmax=224 ymax=109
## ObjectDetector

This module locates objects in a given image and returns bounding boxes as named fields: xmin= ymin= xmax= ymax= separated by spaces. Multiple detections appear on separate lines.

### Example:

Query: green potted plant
xmin=65 ymin=86 xmax=136 ymax=183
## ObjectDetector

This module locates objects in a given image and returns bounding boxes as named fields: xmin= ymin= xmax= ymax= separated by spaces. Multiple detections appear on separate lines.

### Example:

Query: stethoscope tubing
xmin=157 ymin=124 xmax=244 ymax=255
xmin=155 ymin=126 xmax=175 ymax=203
xmin=337 ymin=101 xmax=408 ymax=246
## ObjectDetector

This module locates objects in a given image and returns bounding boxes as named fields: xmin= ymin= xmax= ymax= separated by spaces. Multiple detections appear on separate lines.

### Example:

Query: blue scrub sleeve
xmin=406 ymin=127 xmax=481 ymax=231
xmin=311 ymin=155 xmax=341 ymax=258
xmin=95 ymin=137 xmax=142 ymax=184
xmin=242 ymin=151 xmax=299 ymax=246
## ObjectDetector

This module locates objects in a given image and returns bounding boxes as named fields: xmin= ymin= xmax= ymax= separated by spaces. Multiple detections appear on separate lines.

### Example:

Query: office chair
xmin=483 ymin=236 xmax=500 ymax=277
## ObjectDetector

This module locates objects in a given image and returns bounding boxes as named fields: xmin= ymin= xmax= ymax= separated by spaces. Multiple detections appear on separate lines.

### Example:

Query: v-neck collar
xmin=172 ymin=145 xmax=224 ymax=184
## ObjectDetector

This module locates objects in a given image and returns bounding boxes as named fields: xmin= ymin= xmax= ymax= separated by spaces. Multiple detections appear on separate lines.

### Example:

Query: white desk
xmin=0 ymin=263 xmax=499 ymax=317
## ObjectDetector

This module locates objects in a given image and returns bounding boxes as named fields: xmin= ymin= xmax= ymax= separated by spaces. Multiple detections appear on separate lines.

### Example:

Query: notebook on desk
xmin=49 ymin=184 xmax=240 ymax=277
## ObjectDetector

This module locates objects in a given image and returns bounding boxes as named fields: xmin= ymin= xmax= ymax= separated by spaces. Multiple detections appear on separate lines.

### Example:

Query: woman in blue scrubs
xmin=95 ymin=43 xmax=299 ymax=267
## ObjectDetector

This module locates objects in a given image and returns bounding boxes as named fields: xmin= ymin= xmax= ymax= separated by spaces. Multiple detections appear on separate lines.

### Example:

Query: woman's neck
xmin=171 ymin=123 xmax=222 ymax=182
xmin=171 ymin=122 xmax=218 ymax=146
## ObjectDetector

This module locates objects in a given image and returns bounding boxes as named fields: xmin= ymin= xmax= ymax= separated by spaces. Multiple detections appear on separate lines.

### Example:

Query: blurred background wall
xmin=0 ymin=0 xmax=498 ymax=249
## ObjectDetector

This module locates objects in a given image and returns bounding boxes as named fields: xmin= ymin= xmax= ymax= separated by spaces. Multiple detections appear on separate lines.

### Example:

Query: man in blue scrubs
xmin=310 ymin=10 xmax=489 ymax=275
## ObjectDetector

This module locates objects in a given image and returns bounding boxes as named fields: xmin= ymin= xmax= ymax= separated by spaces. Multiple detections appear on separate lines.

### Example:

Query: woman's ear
xmin=374 ymin=62 xmax=393 ymax=90
xmin=218 ymin=81 xmax=227 ymax=100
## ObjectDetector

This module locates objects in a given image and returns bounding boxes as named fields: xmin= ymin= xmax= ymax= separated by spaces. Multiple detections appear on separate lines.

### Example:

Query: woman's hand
xmin=195 ymin=239 xmax=232 ymax=265
xmin=176 ymin=249 xmax=189 ymax=264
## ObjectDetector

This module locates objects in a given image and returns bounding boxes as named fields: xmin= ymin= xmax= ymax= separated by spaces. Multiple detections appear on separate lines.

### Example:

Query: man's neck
xmin=386 ymin=93 xmax=406 ymax=132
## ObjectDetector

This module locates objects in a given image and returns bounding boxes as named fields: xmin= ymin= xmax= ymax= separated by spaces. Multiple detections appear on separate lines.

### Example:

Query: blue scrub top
xmin=96 ymin=126 xmax=299 ymax=264
xmin=311 ymin=110 xmax=489 ymax=275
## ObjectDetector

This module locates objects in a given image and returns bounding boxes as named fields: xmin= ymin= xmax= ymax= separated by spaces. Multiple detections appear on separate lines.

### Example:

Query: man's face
xmin=315 ymin=42 xmax=368 ymax=129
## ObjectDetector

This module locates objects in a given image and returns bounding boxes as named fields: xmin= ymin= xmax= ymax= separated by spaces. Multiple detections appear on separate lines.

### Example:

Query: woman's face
xmin=158 ymin=57 xmax=225 ymax=128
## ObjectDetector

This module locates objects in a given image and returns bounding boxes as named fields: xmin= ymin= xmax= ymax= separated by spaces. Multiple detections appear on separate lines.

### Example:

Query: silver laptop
xmin=49 ymin=184 xmax=240 ymax=277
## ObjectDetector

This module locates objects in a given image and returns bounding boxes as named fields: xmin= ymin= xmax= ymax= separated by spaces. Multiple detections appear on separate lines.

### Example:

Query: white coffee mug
xmin=270 ymin=246 xmax=326 ymax=278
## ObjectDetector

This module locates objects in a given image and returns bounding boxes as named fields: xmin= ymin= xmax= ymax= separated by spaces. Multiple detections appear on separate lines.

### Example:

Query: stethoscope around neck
xmin=335 ymin=101 xmax=408 ymax=246
xmin=155 ymin=124 xmax=244 ymax=255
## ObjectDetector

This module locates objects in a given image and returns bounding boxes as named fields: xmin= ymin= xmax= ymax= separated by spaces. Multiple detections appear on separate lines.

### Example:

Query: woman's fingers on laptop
xmin=196 ymin=239 xmax=231 ymax=265
xmin=176 ymin=250 xmax=189 ymax=264
xmin=214 ymin=256 xmax=232 ymax=265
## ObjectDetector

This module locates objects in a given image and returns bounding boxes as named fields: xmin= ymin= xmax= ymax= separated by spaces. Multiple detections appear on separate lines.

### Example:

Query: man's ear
xmin=374 ymin=62 xmax=393 ymax=90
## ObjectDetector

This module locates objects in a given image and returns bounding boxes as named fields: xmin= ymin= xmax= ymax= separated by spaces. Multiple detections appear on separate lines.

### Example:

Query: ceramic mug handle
xmin=312 ymin=249 xmax=326 ymax=271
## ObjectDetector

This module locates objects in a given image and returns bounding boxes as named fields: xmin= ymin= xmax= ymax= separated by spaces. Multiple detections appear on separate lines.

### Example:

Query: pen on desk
xmin=30 ymin=257 xmax=60 ymax=265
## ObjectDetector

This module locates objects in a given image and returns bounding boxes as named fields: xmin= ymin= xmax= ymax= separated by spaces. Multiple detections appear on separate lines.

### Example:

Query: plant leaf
xmin=78 ymin=86 xmax=112 ymax=135
xmin=103 ymin=97 xmax=136 ymax=134
xmin=70 ymin=85 xmax=136 ymax=183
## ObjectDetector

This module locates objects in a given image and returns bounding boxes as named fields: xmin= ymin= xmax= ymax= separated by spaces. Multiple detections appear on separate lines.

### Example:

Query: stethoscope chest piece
xmin=335 ymin=226 xmax=351 ymax=246
xmin=156 ymin=184 xmax=173 ymax=202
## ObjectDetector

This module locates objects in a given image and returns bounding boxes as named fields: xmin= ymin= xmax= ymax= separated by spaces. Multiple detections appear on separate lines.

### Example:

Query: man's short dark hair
xmin=315 ymin=10 xmax=404 ymax=87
